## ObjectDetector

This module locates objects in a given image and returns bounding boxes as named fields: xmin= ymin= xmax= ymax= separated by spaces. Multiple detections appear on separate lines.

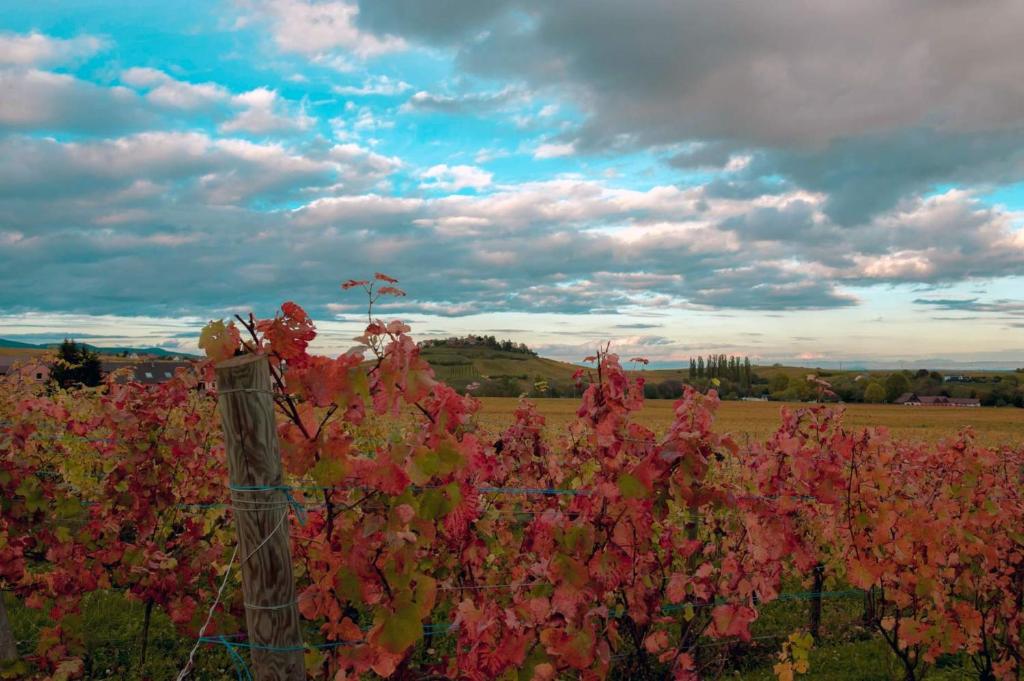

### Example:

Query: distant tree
xmin=769 ymin=373 xmax=790 ymax=393
xmin=743 ymin=357 xmax=753 ymax=393
xmin=884 ymin=372 xmax=911 ymax=403
xmin=643 ymin=381 xmax=660 ymax=400
xmin=50 ymin=339 xmax=103 ymax=389
xmin=688 ymin=358 xmax=696 ymax=380
xmin=697 ymin=356 xmax=705 ymax=378
xmin=657 ymin=380 xmax=684 ymax=400
xmin=864 ymin=381 xmax=886 ymax=404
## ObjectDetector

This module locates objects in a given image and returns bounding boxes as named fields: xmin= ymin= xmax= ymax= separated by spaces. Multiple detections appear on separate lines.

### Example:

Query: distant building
xmin=2 ymin=355 xmax=193 ymax=387
xmin=0 ymin=355 xmax=50 ymax=383
xmin=101 ymin=360 xmax=192 ymax=385
xmin=894 ymin=392 xmax=981 ymax=407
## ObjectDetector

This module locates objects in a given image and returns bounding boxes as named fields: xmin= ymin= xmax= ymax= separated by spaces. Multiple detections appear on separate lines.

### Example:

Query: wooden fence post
xmin=216 ymin=355 xmax=304 ymax=681
xmin=809 ymin=563 xmax=824 ymax=641
xmin=0 ymin=592 xmax=16 ymax=663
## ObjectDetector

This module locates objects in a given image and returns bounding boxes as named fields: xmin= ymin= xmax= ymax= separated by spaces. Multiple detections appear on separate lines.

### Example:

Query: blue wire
xmin=216 ymin=635 xmax=254 ymax=681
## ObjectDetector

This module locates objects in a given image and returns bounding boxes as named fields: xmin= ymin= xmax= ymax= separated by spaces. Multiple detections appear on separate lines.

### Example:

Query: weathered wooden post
xmin=216 ymin=355 xmax=304 ymax=681
xmin=809 ymin=563 xmax=825 ymax=641
xmin=0 ymin=593 xmax=16 ymax=663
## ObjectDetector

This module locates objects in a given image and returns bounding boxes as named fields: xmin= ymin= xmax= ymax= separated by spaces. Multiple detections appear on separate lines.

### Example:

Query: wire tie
xmin=243 ymin=600 xmax=298 ymax=611
xmin=283 ymin=488 xmax=308 ymax=526
xmin=217 ymin=388 xmax=277 ymax=397
xmin=218 ymin=635 xmax=254 ymax=681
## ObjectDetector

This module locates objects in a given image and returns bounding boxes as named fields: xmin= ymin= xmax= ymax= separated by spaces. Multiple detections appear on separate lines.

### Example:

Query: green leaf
xmin=418 ymin=489 xmax=446 ymax=520
xmin=338 ymin=568 xmax=362 ymax=604
xmin=618 ymin=473 xmax=648 ymax=499
xmin=518 ymin=649 xmax=553 ymax=681
xmin=410 ymin=450 xmax=441 ymax=485
xmin=410 ymin=441 xmax=464 ymax=484
xmin=310 ymin=456 xmax=347 ymax=487
xmin=15 ymin=478 xmax=46 ymax=513
xmin=419 ymin=482 xmax=462 ymax=519
xmin=414 ymin=575 xmax=437 ymax=617
xmin=303 ymin=647 xmax=324 ymax=673
xmin=378 ymin=602 xmax=422 ymax=654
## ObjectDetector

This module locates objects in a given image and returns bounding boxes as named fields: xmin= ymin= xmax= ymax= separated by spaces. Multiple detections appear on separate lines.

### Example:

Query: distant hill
xmin=0 ymin=339 xmax=40 ymax=349
xmin=419 ymin=344 xmax=700 ymax=397
xmin=0 ymin=338 xmax=196 ymax=359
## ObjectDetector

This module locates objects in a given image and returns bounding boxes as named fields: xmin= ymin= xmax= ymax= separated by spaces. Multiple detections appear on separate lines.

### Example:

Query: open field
xmin=476 ymin=397 xmax=1024 ymax=446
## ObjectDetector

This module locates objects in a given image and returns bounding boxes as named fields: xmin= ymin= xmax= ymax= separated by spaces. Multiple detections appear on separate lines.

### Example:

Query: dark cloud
xmin=914 ymin=298 xmax=1024 ymax=316
xmin=720 ymin=201 xmax=818 ymax=242
xmin=667 ymin=142 xmax=738 ymax=170
xmin=358 ymin=0 xmax=1024 ymax=219
xmin=0 ymin=69 xmax=157 ymax=135
xmin=690 ymin=280 xmax=858 ymax=311
xmin=3 ymin=140 xmax=1022 ymax=320
xmin=753 ymin=128 xmax=1024 ymax=225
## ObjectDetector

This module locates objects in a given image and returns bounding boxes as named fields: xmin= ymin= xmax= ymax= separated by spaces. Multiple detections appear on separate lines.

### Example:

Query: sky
xmin=1 ymin=0 xmax=1023 ymax=367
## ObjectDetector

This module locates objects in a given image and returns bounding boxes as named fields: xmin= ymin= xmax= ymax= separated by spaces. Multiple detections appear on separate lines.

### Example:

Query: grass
xmin=3 ymin=591 xmax=235 ymax=680
xmin=475 ymin=397 xmax=1024 ymax=446
xmin=5 ymin=587 xmax=982 ymax=680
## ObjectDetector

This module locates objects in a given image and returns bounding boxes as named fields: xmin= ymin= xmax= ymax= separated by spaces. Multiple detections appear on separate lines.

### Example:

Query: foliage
xmin=48 ymin=340 xmax=102 ymax=389
xmin=884 ymin=373 xmax=912 ymax=403
xmin=863 ymin=382 xmax=886 ymax=404
xmin=1 ymin=275 xmax=1022 ymax=680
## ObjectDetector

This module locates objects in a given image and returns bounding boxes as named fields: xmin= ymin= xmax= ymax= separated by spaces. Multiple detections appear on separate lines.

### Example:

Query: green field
xmin=475 ymin=397 xmax=1024 ymax=446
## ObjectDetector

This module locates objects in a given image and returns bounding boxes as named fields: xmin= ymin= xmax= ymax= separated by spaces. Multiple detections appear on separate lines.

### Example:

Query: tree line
xmin=688 ymin=354 xmax=753 ymax=385
xmin=418 ymin=335 xmax=536 ymax=355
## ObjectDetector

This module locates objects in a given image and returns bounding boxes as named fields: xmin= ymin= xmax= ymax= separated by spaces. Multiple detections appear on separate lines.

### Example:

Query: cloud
xmin=0 ymin=174 xmax=1019 ymax=320
xmin=292 ymin=194 xmax=423 ymax=226
xmin=243 ymin=0 xmax=404 ymax=58
xmin=0 ymin=69 xmax=154 ymax=133
xmin=533 ymin=141 xmax=575 ymax=159
xmin=402 ymin=86 xmax=527 ymax=114
xmin=121 ymin=67 xmax=230 ymax=109
xmin=1 ymin=50 xmax=1023 ymax=326
xmin=220 ymin=87 xmax=316 ymax=134
xmin=327 ymin=143 xmax=402 ymax=185
xmin=356 ymin=0 xmax=1024 ymax=220
xmin=914 ymin=298 xmax=1024 ymax=317
xmin=752 ymin=127 xmax=1024 ymax=225
xmin=419 ymin=164 xmax=492 ymax=192
xmin=0 ymin=132 xmax=398 ymax=208
xmin=0 ymin=31 xmax=106 ymax=66
xmin=333 ymin=74 xmax=410 ymax=96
